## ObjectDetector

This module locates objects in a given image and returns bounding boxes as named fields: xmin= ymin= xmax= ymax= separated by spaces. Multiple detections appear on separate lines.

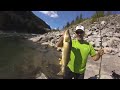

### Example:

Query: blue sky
xmin=32 ymin=11 xmax=120 ymax=30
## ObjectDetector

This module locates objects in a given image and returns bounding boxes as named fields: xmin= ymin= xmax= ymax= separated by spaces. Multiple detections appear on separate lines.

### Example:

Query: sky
xmin=32 ymin=11 xmax=120 ymax=30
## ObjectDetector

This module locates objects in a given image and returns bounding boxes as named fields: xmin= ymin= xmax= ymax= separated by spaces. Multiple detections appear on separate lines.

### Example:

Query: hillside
xmin=0 ymin=11 xmax=51 ymax=34
xmin=28 ymin=14 xmax=120 ymax=79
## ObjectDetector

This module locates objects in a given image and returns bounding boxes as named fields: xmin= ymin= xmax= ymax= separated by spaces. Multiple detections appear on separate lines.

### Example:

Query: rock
xmin=110 ymin=48 xmax=119 ymax=55
xmin=41 ymin=42 xmax=50 ymax=46
xmin=28 ymin=36 xmax=41 ymax=42
xmin=101 ymin=21 xmax=107 ymax=25
xmin=51 ymin=39 xmax=56 ymax=44
xmin=92 ymin=26 xmax=97 ymax=30
xmin=95 ymin=42 xmax=100 ymax=47
xmin=105 ymin=32 xmax=113 ymax=37
xmin=36 ymin=73 xmax=48 ymax=79
xmin=86 ymin=31 xmax=92 ymax=36
xmin=118 ymin=53 xmax=120 ymax=57
xmin=115 ymin=27 xmax=120 ymax=33
xmin=104 ymin=47 xmax=112 ymax=54
xmin=113 ymin=33 xmax=120 ymax=37
xmin=94 ymin=38 xmax=101 ymax=47
xmin=106 ymin=39 xmax=113 ymax=47
xmin=57 ymin=47 xmax=62 ymax=52
xmin=92 ymin=32 xmax=97 ymax=35
xmin=40 ymin=37 xmax=48 ymax=42
xmin=89 ymin=41 xmax=95 ymax=46
xmin=112 ymin=37 xmax=120 ymax=41
xmin=101 ymin=74 xmax=112 ymax=79
xmin=102 ymin=42 xmax=108 ymax=47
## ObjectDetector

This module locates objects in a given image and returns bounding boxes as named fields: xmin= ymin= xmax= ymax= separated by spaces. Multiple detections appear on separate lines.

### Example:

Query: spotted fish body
xmin=58 ymin=29 xmax=72 ymax=76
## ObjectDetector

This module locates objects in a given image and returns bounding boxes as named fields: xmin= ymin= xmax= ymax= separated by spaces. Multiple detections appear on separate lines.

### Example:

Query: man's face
xmin=75 ymin=29 xmax=85 ymax=40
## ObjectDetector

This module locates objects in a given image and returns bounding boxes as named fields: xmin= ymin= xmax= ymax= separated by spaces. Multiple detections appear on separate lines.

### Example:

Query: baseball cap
xmin=75 ymin=25 xmax=85 ymax=32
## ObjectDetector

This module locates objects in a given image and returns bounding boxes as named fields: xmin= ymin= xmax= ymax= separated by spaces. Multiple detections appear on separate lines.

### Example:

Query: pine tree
xmin=74 ymin=16 xmax=79 ymax=24
xmin=71 ymin=20 xmax=75 ymax=25
xmin=66 ymin=22 xmax=70 ymax=27
xmin=64 ymin=22 xmax=70 ymax=28
xmin=106 ymin=11 xmax=112 ymax=16
xmin=91 ymin=11 xmax=104 ymax=23
xmin=57 ymin=27 xmax=59 ymax=31
xmin=79 ymin=13 xmax=83 ymax=23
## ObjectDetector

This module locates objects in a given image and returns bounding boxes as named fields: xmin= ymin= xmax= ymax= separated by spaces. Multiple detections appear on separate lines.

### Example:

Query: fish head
xmin=64 ymin=29 xmax=71 ymax=42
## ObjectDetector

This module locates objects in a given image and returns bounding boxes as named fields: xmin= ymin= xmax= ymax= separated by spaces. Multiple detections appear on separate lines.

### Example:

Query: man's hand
xmin=98 ymin=49 xmax=104 ymax=56
xmin=92 ymin=49 xmax=104 ymax=61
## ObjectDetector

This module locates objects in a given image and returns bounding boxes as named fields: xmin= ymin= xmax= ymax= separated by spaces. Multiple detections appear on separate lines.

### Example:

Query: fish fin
xmin=59 ymin=58 xmax=61 ymax=61
xmin=57 ymin=66 xmax=65 ymax=76
xmin=59 ymin=58 xmax=63 ymax=65
xmin=57 ymin=71 xmax=64 ymax=76
xmin=59 ymin=60 xmax=62 ymax=65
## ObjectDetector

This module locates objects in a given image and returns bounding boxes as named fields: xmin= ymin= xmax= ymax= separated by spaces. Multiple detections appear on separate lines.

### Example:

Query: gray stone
xmin=89 ymin=41 xmax=95 ymax=46
xmin=36 ymin=73 xmax=47 ymax=79
xmin=101 ymin=21 xmax=107 ymax=25
xmin=102 ymin=42 xmax=108 ymax=47
xmin=86 ymin=31 xmax=92 ymax=36
xmin=118 ymin=53 xmax=120 ymax=57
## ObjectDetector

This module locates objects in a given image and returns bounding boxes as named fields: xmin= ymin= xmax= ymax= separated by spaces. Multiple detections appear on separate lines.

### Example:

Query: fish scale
xmin=57 ymin=29 xmax=72 ymax=76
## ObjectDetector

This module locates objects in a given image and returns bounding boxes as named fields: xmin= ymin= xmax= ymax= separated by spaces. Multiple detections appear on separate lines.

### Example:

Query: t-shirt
xmin=67 ymin=39 xmax=96 ymax=74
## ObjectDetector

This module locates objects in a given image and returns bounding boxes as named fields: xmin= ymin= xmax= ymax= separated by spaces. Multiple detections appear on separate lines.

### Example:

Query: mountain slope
xmin=0 ymin=11 xmax=51 ymax=34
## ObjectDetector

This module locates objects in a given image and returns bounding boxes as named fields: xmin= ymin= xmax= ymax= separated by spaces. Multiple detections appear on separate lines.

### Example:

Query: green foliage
xmin=79 ymin=13 xmax=83 ymax=22
xmin=106 ymin=11 xmax=112 ymax=16
xmin=66 ymin=22 xmax=70 ymax=27
xmin=64 ymin=22 xmax=70 ymax=29
xmin=74 ymin=13 xmax=83 ymax=25
xmin=71 ymin=20 xmax=75 ymax=25
xmin=91 ymin=11 xmax=105 ymax=23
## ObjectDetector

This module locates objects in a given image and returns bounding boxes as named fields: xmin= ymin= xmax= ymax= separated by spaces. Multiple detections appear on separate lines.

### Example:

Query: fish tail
xmin=57 ymin=66 xmax=65 ymax=76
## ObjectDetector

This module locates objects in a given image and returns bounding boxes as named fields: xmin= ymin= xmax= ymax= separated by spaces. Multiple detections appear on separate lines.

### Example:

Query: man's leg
xmin=74 ymin=73 xmax=84 ymax=79
xmin=63 ymin=67 xmax=74 ymax=79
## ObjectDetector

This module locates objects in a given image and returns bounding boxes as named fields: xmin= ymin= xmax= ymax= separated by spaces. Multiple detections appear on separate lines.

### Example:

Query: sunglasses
xmin=75 ymin=30 xmax=84 ymax=34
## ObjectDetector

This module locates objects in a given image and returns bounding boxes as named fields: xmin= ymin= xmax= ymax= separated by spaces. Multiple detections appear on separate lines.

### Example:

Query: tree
xmin=57 ymin=27 xmax=59 ymax=31
xmin=96 ymin=11 xmax=104 ymax=17
xmin=64 ymin=22 xmax=70 ymax=28
xmin=106 ymin=11 xmax=112 ymax=16
xmin=76 ymin=16 xmax=79 ymax=21
xmin=75 ymin=16 xmax=79 ymax=24
xmin=79 ymin=13 xmax=83 ymax=21
xmin=66 ymin=22 xmax=70 ymax=27
xmin=62 ymin=26 xmax=65 ymax=29
xmin=71 ymin=20 xmax=75 ymax=25
xmin=91 ymin=11 xmax=105 ymax=23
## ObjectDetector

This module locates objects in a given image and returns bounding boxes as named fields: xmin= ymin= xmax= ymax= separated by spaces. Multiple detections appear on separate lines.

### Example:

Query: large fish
xmin=57 ymin=29 xmax=72 ymax=76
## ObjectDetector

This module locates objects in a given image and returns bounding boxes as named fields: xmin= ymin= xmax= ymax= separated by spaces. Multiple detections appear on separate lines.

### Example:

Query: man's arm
xmin=92 ymin=49 xmax=104 ymax=61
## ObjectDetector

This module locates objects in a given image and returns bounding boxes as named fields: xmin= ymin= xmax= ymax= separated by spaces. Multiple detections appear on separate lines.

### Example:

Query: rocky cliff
xmin=0 ymin=11 xmax=51 ymax=34
xmin=28 ymin=14 xmax=120 ymax=79
xmin=29 ymin=14 xmax=120 ymax=57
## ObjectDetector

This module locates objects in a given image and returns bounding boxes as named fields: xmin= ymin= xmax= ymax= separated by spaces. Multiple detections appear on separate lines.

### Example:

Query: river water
xmin=0 ymin=34 xmax=61 ymax=79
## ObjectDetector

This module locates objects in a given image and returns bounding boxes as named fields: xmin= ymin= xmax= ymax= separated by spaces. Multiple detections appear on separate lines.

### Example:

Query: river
xmin=0 ymin=33 xmax=61 ymax=79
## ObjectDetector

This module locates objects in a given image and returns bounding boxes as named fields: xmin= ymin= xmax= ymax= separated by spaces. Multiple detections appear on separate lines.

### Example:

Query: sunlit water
xmin=0 ymin=35 xmax=60 ymax=79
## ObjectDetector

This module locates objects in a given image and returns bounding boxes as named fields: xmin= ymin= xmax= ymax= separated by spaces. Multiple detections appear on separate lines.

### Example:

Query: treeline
xmin=63 ymin=13 xmax=85 ymax=29
xmin=63 ymin=11 xmax=114 ymax=29
xmin=91 ymin=11 xmax=113 ymax=23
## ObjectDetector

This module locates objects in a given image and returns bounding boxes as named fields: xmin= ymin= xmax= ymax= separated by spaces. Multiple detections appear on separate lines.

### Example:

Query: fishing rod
xmin=98 ymin=19 xmax=108 ymax=79
xmin=98 ymin=22 xmax=102 ymax=79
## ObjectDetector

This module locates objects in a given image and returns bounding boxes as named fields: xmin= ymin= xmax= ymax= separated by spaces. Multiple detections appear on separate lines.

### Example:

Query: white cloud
xmin=39 ymin=11 xmax=58 ymax=18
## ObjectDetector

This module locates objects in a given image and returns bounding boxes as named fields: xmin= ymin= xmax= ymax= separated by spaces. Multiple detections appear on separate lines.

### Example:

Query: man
xmin=56 ymin=25 xmax=104 ymax=79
